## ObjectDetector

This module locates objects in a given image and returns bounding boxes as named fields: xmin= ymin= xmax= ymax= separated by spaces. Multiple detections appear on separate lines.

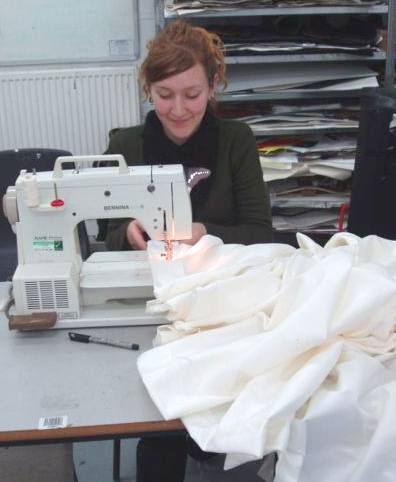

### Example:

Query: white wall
xmin=139 ymin=0 xmax=157 ymax=58
xmin=0 ymin=0 xmax=140 ymax=65
xmin=0 ymin=0 xmax=157 ymax=152
xmin=138 ymin=0 xmax=157 ymax=116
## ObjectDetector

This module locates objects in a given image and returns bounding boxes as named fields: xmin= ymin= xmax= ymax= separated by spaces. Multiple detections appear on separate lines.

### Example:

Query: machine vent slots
xmin=25 ymin=282 xmax=40 ymax=311
xmin=39 ymin=281 xmax=55 ymax=309
xmin=54 ymin=280 xmax=69 ymax=308
xmin=24 ymin=280 xmax=70 ymax=311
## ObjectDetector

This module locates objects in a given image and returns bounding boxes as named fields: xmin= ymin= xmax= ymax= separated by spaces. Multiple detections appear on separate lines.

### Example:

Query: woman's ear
xmin=212 ymin=73 xmax=219 ymax=92
xmin=209 ymin=74 xmax=219 ymax=100
xmin=144 ymin=83 xmax=153 ymax=104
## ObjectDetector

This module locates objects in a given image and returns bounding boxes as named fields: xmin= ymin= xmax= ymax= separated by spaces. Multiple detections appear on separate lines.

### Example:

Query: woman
xmin=105 ymin=20 xmax=272 ymax=252
xmin=104 ymin=19 xmax=273 ymax=482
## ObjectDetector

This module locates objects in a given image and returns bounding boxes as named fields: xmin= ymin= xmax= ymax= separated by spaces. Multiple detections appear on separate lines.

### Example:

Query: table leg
xmin=113 ymin=439 xmax=121 ymax=481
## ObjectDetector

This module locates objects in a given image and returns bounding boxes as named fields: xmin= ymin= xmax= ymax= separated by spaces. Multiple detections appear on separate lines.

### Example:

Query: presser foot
xmin=162 ymin=240 xmax=173 ymax=261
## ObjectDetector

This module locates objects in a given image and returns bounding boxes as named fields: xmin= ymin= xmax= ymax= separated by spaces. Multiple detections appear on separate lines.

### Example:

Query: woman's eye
xmin=186 ymin=93 xmax=200 ymax=100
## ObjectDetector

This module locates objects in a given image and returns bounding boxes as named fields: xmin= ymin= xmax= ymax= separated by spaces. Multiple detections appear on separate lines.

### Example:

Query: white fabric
xmin=138 ymin=233 xmax=396 ymax=482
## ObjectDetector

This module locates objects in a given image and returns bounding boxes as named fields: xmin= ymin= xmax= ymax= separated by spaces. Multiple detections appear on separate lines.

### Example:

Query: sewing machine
xmin=2 ymin=155 xmax=192 ymax=330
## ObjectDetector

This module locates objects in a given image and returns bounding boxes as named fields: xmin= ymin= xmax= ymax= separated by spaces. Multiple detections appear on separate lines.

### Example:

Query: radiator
xmin=0 ymin=66 xmax=141 ymax=155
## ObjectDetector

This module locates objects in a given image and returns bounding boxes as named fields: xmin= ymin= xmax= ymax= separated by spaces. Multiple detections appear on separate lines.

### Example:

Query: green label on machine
xmin=33 ymin=239 xmax=63 ymax=251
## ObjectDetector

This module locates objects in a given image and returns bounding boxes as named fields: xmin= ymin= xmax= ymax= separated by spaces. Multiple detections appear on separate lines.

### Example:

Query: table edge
xmin=0 ymin=419 xmax=185 ymax=445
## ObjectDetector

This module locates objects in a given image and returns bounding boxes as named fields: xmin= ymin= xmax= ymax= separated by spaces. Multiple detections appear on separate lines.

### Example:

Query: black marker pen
xmin=68 ymin=332 xmax=139 ymax=351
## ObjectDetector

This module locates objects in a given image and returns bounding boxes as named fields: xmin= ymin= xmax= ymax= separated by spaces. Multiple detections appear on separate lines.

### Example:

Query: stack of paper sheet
xmin=225 ymin=42 xmax=379 ymax=55
xmin=258 ymin=134 xmax=354 ymax=232
xmin=215 ymin=97 xmax=361 ymax=234
xmin=210 ymin=16 xmax=381 ymax=56
xmin=224 ymin=63 xmax=378 ymax=94
xmin=242 ymin=112 xmax=358 ymax=134
xmin=259 ymin=134 xmax=356 ymax=181
xmin=272 ymin=208 xmax=344 ymax=230
xmin=166 ymin=0 xmax=386 ymax=15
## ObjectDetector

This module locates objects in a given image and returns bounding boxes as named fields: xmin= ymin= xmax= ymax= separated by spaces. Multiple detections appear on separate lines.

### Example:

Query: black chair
xmin=348 ymin=88 xmax=396 ymax=240
xmin=95 ymin=128 xmax=122 ymax=244
xmin=0 ymin=148 xmax=90 ymax=280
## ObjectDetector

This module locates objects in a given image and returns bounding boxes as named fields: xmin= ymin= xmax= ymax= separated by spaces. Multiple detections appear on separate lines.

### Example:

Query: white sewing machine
xmin=2 ymin=155 xmax=192 ymax=330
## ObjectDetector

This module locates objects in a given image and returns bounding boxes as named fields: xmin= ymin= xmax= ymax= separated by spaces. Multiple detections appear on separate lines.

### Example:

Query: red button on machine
xmin=51 ymin=199 xmax=64 ymax=207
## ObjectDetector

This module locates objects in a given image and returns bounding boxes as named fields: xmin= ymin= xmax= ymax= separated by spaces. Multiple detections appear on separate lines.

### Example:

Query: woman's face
xmin=149 ymin=63 xmax=214 ymax=145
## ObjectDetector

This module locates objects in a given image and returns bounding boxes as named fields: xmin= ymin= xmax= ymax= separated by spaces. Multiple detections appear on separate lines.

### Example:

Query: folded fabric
xmin=146 ymin=237 xmax=294 ymax=344
xmin=138 ymin=233 xmax=396 ymax=482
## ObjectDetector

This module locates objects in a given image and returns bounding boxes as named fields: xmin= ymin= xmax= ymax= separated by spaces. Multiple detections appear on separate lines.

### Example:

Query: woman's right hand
xmin=126 ymin=219 xmax=148 ymax=250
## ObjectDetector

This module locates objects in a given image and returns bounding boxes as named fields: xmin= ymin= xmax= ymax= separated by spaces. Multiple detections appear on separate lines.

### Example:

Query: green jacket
xmin=104 ymin=117 xmax=273 ymax=249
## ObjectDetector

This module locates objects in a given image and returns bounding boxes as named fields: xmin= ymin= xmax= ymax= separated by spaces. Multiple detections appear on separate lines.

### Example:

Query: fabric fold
xmin=138 ymin=233 xmax=396 ymax=482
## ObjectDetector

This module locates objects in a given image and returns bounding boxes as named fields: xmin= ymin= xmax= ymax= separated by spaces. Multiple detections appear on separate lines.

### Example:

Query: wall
xmin=0 ymin=0 xmax=157 ymax=152
xmin=0 ymin=0 xmax=140 ymax=65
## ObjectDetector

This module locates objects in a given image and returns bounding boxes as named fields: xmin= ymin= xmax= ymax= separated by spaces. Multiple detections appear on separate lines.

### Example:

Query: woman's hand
xmin=126 ymin=220 xmax=207 ymax=249
xmin=182 ymin=222 xmax=207 ymax=245
xmin=126 ymin=220 xmax=147 ymax=250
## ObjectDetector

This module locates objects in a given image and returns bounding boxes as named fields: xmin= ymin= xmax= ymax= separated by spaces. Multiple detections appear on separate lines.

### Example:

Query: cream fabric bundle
xmin=146 ymin=237 xmax=294 ymax=344
xmin=138 ymin=233 xmax=396 ymax=482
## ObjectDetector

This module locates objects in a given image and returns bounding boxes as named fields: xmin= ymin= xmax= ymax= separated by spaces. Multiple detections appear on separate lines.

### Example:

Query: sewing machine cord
xmin=4 ymin=283 xmax=14 ymax=321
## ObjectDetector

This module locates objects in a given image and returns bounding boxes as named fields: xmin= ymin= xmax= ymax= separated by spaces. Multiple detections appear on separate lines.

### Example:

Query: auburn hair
xmin=140 ymin=20 xmax=226 ymax=98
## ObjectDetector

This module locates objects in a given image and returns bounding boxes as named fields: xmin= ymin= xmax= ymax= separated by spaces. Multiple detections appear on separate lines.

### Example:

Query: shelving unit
xmin=157 ymin=0 xmax=395 ymax=88
xmin=159 ymin=4 xmax=388 ymax=21
xmin=385 ymin=0 xmax=396 ymax=85
xmin=156 ymin=0 xmax=396 ymax=242
xmin=157 ymin=1 xmax=393 ymax=86
xmin=224 ymin=52 xmax=386 ymax=64
xmin=218 ymin=90 xmax=370 ymax=101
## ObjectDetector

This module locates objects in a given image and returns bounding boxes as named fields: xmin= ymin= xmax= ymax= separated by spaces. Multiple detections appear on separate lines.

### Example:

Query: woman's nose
xmin=172 ymin=96 xmax=186 ymax=116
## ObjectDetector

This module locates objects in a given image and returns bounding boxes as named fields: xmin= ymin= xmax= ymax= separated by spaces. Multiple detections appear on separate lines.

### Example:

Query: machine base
xmin=9 ymin=300 xmax=168 ymax=330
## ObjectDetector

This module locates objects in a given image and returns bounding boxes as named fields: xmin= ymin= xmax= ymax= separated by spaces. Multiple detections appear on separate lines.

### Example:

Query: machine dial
xmin=2 ymin=186 xmax=19 ymax=225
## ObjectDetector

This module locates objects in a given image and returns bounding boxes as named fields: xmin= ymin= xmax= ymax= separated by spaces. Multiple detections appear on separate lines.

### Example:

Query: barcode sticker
xmin=38 ymin=415 xmax=68 ymax=430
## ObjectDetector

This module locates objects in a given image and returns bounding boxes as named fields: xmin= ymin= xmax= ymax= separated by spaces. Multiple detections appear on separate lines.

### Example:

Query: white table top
xmin=0 ymin=283 xmax=183 ymax=443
